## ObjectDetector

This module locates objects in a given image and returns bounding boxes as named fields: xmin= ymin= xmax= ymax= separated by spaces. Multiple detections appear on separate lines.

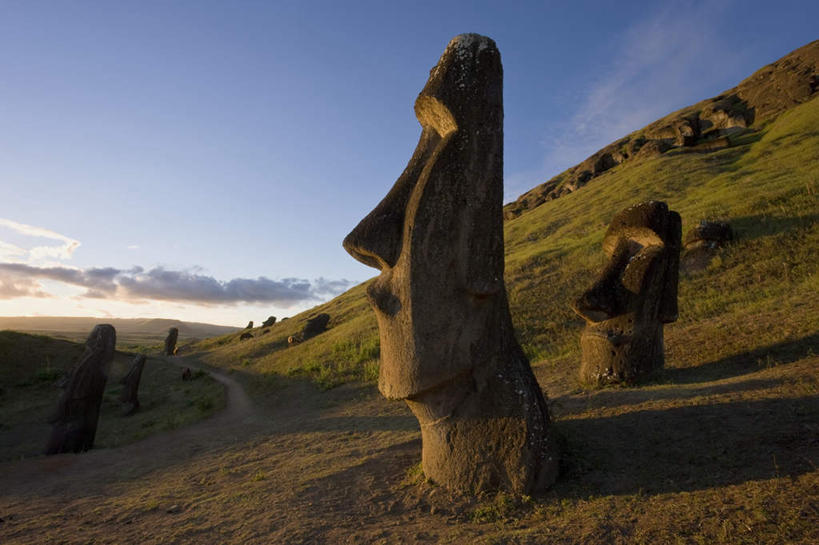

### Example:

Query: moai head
xmin=343 ymin=34 xmax=558 ymax=493
xmin=572 ymin=201 xmax=681 ymax=385
xmin=343 ymin=33 xmax=504 ymax=400
xmin=164 ymin=327 xmax=179 ymax=356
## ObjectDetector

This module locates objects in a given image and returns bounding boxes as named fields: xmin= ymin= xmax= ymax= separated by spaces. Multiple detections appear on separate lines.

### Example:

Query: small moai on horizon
xmin=572 ymin=200 xmax=681 ymax=386
xmin=119 ymin=354 xmax=146 ymax=416
xmin=45 ymin=324 xmax=116 ymax=455
xmin=261 ymin=316 xmax=277 ymax=327
xmin=163 ymin=327 xmax=179 ymax=356
xmin=342 ymin=34 xmax=559 ymax=494
xmin=245 ymin=321 xmax=254 ymax=329
xmin=301 ymin=313 xmax=330 ymax=341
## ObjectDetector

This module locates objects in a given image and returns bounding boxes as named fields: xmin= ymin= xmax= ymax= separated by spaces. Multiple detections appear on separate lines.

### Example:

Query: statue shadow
xmin=722 ymin=213 xmax=819 ymax=242
xmin=554 ymin=394 xmax=818 ymax=499
xmin=656 ymin=333 xmax=819 ymax=385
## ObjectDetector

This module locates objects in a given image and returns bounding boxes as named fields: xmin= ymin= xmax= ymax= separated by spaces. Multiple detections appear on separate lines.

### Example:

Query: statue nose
xmin=343 ymin=128 xmax=442 ymax=271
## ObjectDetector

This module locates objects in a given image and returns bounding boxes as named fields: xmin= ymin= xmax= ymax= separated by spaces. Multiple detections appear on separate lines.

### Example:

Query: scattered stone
xmin=45 ymin=324 xmax=116 ymax=455
xmin=572 ymin=201 xmax=681 ymax=385
xmin=287 ymin=335 xmax=301 ymax=346
xmin=301 ymin=313 xmax=330 ymax=340
xmin=163 ymin=327 xmax=179 ymax=357
xmin=239 ymin=332 xmax=253 ymax=341
xmin=343 ymin=34 xmax=559 ymax=494
xmin=119 ymin=354 xmax=146 ymax=416
xmin=261 ymin=316 xmax=277 ymax=327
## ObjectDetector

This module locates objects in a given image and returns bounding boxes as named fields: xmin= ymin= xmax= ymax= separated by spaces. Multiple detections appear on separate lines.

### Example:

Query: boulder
xmin=239 ymin=332 xmax=253 ymax=341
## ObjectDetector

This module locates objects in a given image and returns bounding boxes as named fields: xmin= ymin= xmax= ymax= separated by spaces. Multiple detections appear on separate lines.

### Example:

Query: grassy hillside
xmin=191 ymin=95 xmax=819 ymax=396
xmin=0 ymin=331 xmax=226 ymax=461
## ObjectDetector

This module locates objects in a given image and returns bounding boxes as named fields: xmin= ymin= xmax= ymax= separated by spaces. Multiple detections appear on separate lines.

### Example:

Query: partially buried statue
xmin=45 ymin=324 xmax=116 ymax=454
xmin=572 ymin=201 xmax=681 ymax=385
xmin=163 ymin=327 xmax=178 ymax=356
xmin=343 ymin=34 xmax=559 ymax=494
xmin=119 ymin=354 xmax=146 ymax=416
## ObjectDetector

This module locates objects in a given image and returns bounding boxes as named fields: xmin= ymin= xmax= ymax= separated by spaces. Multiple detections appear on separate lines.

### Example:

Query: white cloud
xmin=538 ymin=1 xmax=745 ymax=180
xmin=0 ymin=217 xmax=81 ymax=263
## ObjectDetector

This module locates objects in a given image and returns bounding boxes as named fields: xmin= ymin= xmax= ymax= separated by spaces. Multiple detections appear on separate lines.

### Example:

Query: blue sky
xmin=0 ymin=0 xmax=816 ymax=325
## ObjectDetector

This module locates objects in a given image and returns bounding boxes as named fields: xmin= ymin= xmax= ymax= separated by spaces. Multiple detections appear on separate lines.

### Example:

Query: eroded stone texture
xmin=163 ymin=327 xmax=179 ymax=356
xmin=343 ymin=34 xmax=558 ymax=494
xmin=45 ymin=324 xmax=116 ymax=454
xmin=119 ymin=354 xmax=146 ymax=416
xmin=572 ymin=201 xmax=681 ymax=385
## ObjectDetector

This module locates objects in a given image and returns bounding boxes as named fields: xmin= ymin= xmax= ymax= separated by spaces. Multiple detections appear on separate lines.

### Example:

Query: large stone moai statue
xmin=45 ymin=324 xmax=116 ymax=454
xmin=343 ymin=34 xmax=559 ymax=494
xmin=119 ymin=354 xmax=146 ymax=416
xmin=572 ymin=201 xmax=681 ymax=386
xmin=163 ymin=327 xmax=179 ymax=356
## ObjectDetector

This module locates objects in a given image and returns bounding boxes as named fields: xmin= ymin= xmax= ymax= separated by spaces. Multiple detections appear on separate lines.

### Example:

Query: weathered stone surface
xmin=262 ymin=316 xmax=277 ymax=327
xmin=287 ymin=335 xmax=301 ymax=346
xmin=572 ymin=201 xmax=681 ymax=385
xmin=301 ymin=313 xmax=330 ymax=340
xmin=45 ymin=324 xmax=116 ymax=454
xmin=343 ymin=34 xmax=558 ymax=494
xmin=119 ymin=354 xmax=146 ymax=416
xmin=239 ymin=332 xmax=253 ymax=341
xmin=245 ymin=321 xmax=254 ymax=329
xmin=163 ymin=327 xmax=178 ymax=356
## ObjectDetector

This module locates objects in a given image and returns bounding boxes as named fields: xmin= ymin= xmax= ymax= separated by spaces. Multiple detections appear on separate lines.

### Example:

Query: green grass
xmin=0 ymin=331 xmax=226 ymax=460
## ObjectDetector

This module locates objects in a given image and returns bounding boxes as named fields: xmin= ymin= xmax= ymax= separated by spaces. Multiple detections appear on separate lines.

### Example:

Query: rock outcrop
xmin=45 ymin=324 xmax=116 ymax=454
xmin=504 ymin=40 xmax=819 ymax=219
xmin=119 ymin=354 xmax=146 ymax=416
xmin=343 ymin=34 xmax=559 ymax=494
xmin=572 ymin=201 xmax=681 ymax=385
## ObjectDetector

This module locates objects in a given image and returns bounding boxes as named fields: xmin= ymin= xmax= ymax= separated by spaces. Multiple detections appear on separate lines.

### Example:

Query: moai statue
xmin=119 ymin=354 xmax=146 ymax=416
xmin=343 ymin=34 xmax=559 ymax=494
xmin=163 ymin=327 xmax=179 ymax=356
xmin=45 ymin=324 xmax=116 ymax=454
xmin=262 ymin=316 xmax=277 ymax=328
xmin=245 ymin=321 xmax=254 ymax=329
xmin=572 ymin=201 xmax=681 ymax=385
xmin=301 ymin=313 xmax=330 ymax=341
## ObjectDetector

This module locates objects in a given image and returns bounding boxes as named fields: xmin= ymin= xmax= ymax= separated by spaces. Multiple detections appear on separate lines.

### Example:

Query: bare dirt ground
xmin=1 ymin=352 xmax=817 ymax=544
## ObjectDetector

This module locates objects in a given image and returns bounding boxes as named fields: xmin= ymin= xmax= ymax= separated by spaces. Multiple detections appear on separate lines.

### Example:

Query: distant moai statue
xmin=261 ymin=316 xmax=277 ymax=327
xmin=119 ymin=354 xmax=146 ymax=416
xmin=163 ymin=327 xmax=179 ymax=356
xmin=681 ymin=220 xmax=733 ymax=271
xmin=343 ymin=34 xmax=559 ymax=494
xmin=45 ymin=324 xmax=116 ymax=454
xmin=572 ymin=200 xmax=681 ymax=385
xmin=301 ymin=313 xmax=330 ymax=341
xmin=245 ymin=321 xmax=254 ymax=329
